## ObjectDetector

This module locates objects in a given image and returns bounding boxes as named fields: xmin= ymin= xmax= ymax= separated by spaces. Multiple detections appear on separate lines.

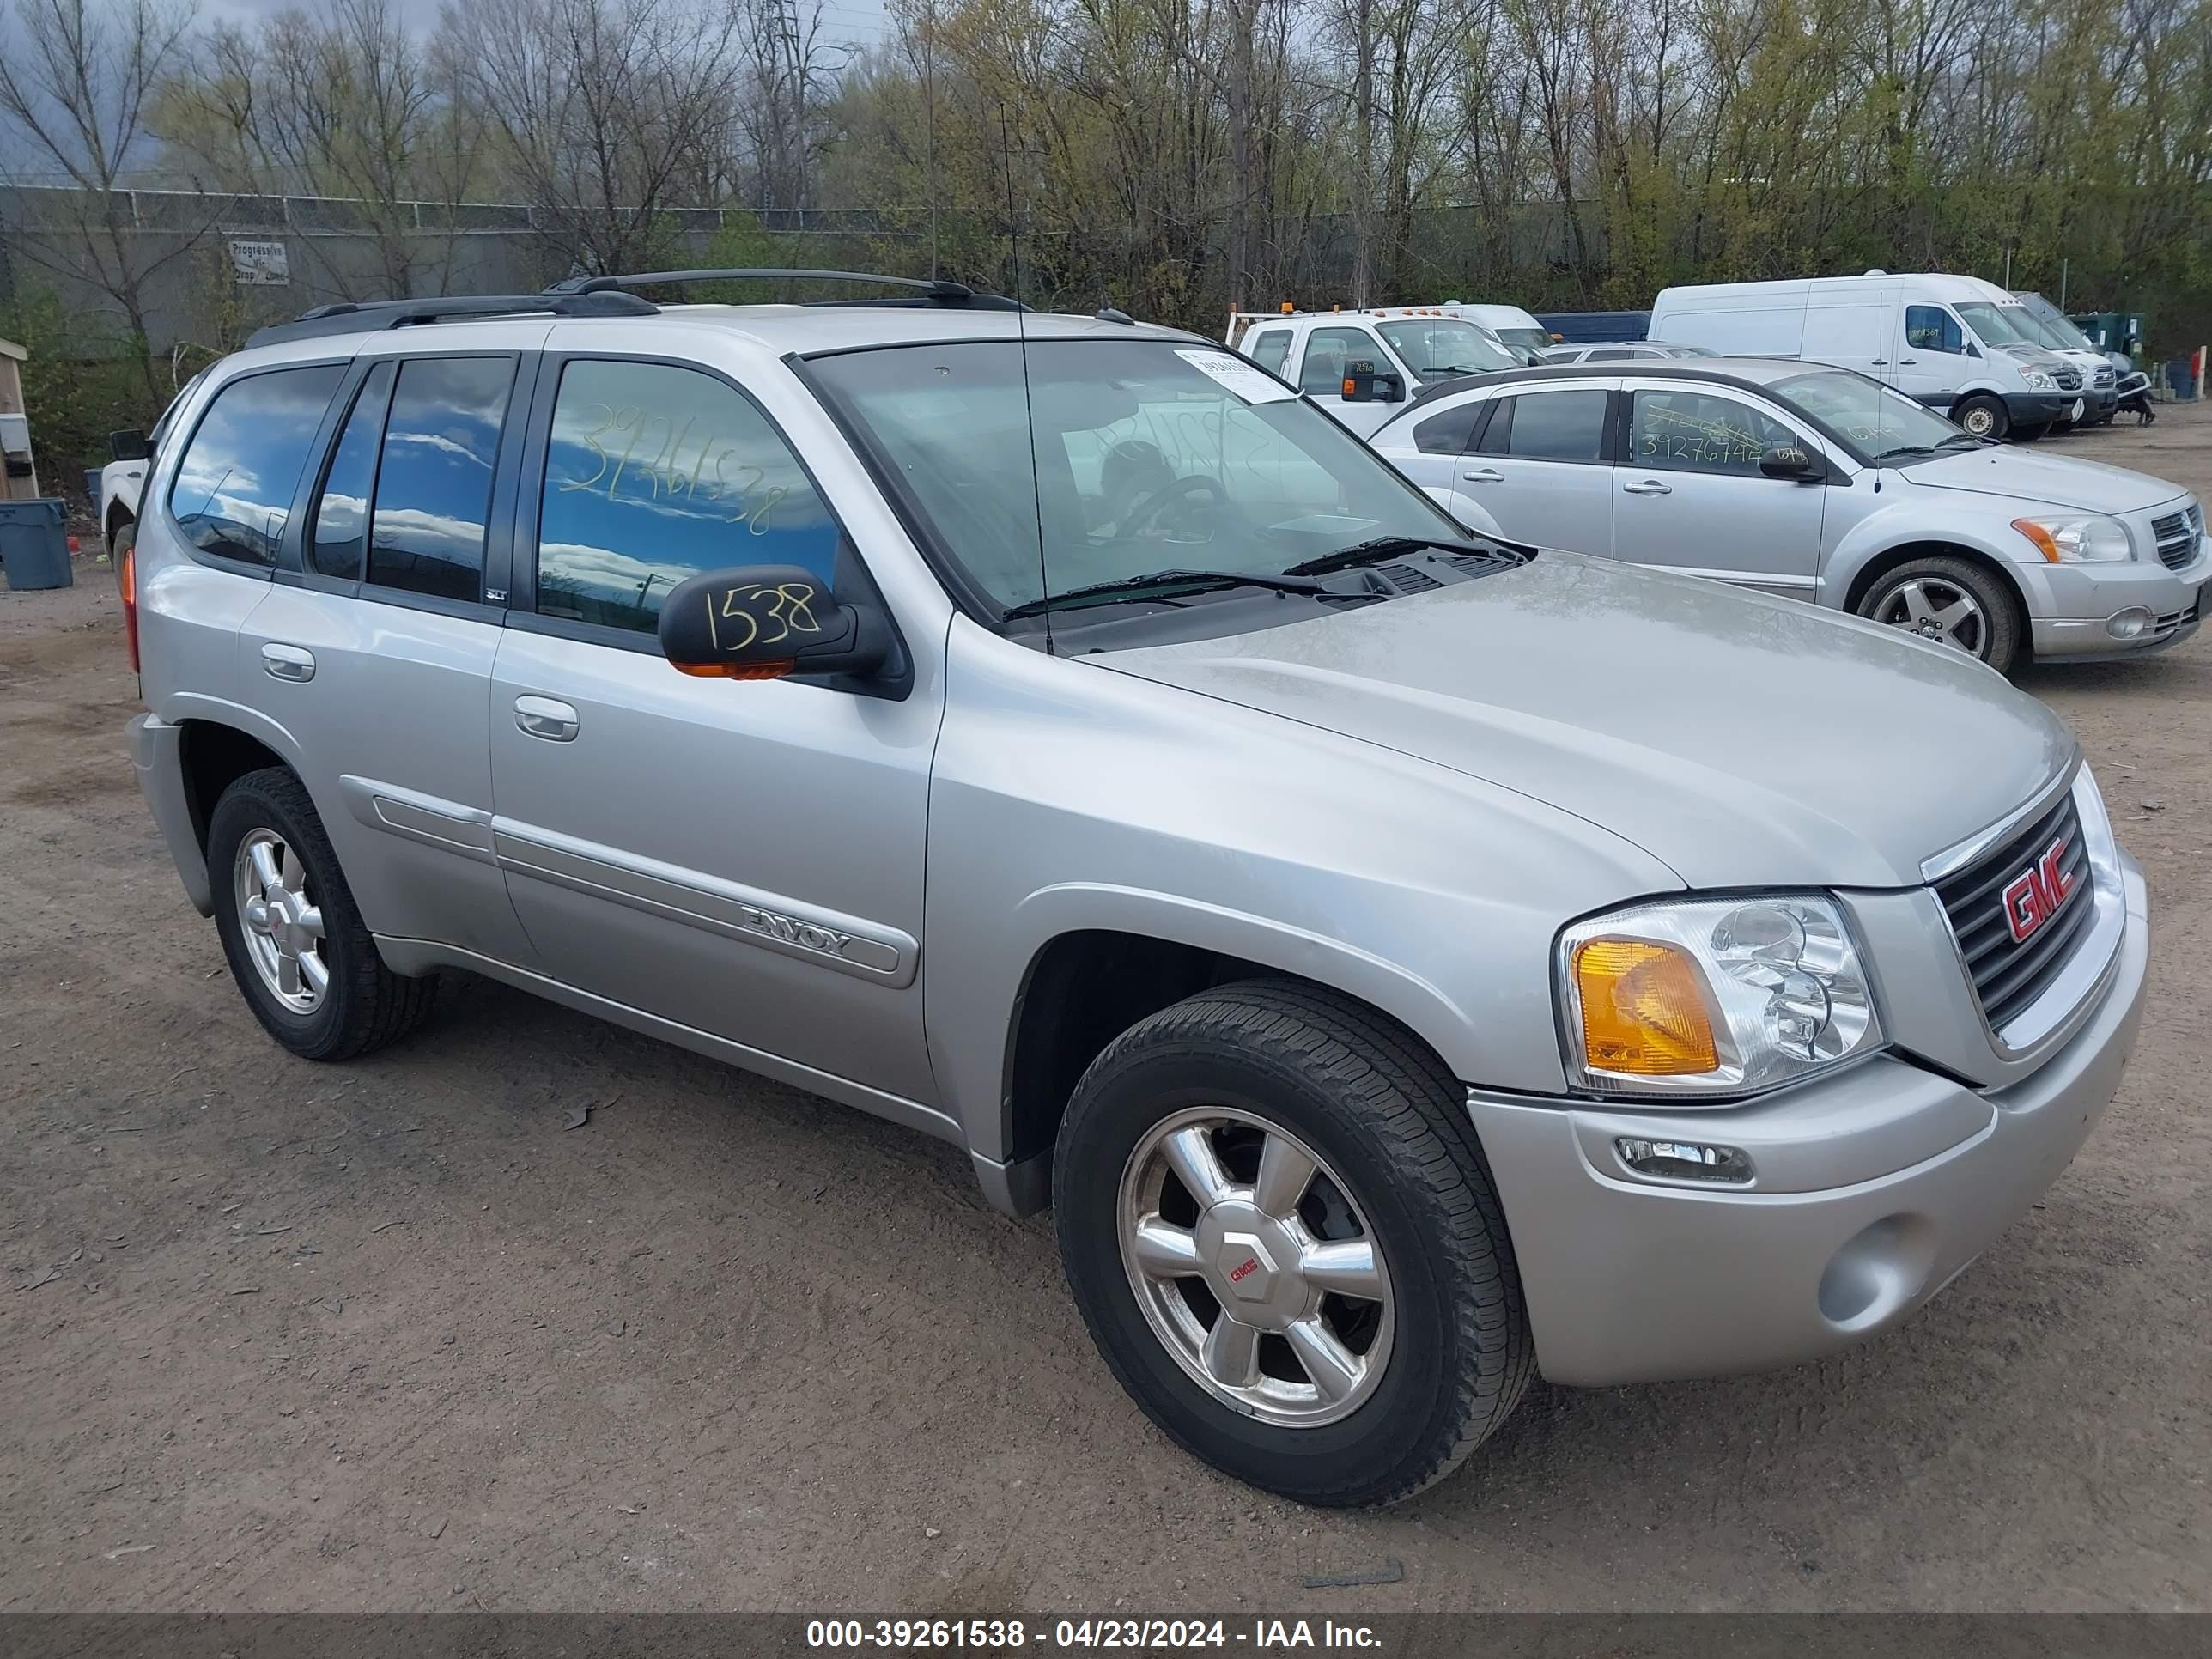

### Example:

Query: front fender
xmin=1824 ymin=497 xmax=2041 ymax=608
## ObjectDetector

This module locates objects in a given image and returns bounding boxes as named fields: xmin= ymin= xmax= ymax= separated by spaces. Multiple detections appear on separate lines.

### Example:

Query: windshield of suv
xmin=808 ymin=337 xmax=1479 ymax=626
xmin=1375 ymin=320 xmax=1519 ymax=380
xmin=1772 ymin=367 xmax=1978 ymax=462
xmin=1955 ymin=302 xmax=2039 ymax=349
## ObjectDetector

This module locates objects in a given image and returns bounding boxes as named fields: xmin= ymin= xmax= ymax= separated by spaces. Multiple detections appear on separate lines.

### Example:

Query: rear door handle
xmin=1461 ymin=467 xmax=1505 ymax=483
xmin=514 ymin=696 xmax=580 ymax=742
xmin=1621 ymin=478 xmax=1673 ymax=495
xmin=260 ymin=643 xmax=315 ymax=682
xmin=1899 ymin=358 xmax=1917 ymax=366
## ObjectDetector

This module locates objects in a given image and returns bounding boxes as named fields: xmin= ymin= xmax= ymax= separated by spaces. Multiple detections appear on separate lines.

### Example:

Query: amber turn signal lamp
xmin=122 ymin=542 xmax=140 ymax=674
xmin=1573 ymin=939 xmax=1719 ymax=1075
xmin=672 ymin=659 xmax=793 ymax=680
xmin=2011 ymin=518 xmax=2063 ymax=563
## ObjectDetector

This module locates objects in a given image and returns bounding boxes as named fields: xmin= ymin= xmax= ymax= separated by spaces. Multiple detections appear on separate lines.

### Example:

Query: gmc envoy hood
xmin=1102 ymin=554 xmax=2076 ymax=890
xmin=1905 ymin=445 xmax=2185 ymax=514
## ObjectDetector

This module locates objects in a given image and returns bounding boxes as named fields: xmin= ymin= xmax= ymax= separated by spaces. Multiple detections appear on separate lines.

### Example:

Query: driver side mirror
xmin=108 ymin=429 xmax=149 ymax=463
xmin=657 ymin=564 xmax=891 ymax=683
xmin=1341 ymin=360 xmax=1404 ymax=404
xmin=1759 ymin=441 xmax=1824 ymax=483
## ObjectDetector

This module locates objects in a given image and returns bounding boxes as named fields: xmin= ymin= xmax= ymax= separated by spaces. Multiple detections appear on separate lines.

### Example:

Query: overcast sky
xmin=198 ymin=0 xmax=896 ymax=47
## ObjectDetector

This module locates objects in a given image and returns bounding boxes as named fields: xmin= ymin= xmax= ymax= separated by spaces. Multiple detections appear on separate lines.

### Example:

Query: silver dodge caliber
xmin=125 ymin=275 xmax=2148 ymax=1507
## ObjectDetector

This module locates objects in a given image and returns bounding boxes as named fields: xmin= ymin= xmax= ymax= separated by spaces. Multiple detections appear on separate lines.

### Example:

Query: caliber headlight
xmin=2012 ymin=514 xmax=2132 ymax=562
xmin=1559 ymin=896 xmax=1883 ymax=1099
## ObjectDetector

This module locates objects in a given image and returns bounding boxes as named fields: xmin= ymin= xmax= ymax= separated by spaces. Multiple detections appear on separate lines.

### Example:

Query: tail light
xmin=122 ymin=542 xmax=140 ymax=673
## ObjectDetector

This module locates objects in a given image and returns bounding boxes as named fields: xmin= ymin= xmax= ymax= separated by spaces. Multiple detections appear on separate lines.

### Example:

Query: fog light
xmin=1615 ymin=1138 xmax=1753 ymax=1184
xmin=2106 ymin=606 xmax=2153 ymax=641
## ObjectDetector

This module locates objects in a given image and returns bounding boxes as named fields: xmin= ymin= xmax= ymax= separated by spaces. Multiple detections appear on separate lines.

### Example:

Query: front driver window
xmin=535 ymin=358 xmax=842 ymax=633
xmin=1299 ymin=327 xmax=1383 ymax=396
xmin=1905 ymin=306 xmax=1965 ymax=355
xmin=1630 ymin=388 xmax=1796 ymax=477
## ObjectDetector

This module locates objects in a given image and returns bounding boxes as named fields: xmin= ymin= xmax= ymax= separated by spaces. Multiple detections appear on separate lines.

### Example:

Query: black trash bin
xmin=0 ymin=498 xmax=75 ymax=590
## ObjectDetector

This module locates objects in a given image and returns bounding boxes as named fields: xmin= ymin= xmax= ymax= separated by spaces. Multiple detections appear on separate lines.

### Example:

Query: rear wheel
xmin=1859 ymin=556 xmax=2021 ymax=673
xmin=1953 ymin=393 xmax=2008 ymax=441
xmin=208 ymin=768 xmax=436 ymax=1060
xmin=1054 ymin=980 xmax=1532 ymax=1507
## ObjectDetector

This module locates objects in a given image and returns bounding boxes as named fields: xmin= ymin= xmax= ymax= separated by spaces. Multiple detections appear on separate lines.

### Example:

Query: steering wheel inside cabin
xmin=1121 ymin=474 xmax=1226 ymax=536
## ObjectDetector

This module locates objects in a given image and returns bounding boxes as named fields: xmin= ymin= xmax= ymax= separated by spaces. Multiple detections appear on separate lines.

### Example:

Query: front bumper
xmin=2003 ymin=392 xmax=2071 ymax=427
xmin=2019 ymin=542 xmax=2207 ymax=659
xmin=128 ymin=712 xmax=214 ymax=916
xmin=1466 ymin=855 xmax=2148 ymax=1388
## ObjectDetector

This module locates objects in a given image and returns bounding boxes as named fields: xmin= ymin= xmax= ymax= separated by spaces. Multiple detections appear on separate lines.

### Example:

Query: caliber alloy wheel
xmin=1875 ymin=576 xmax=1989 ymax=656
xmin=1117 ymin=1104 xmax=1394 ymax=1427
xmin=233 ymin=828 xmax=329 ymax=1014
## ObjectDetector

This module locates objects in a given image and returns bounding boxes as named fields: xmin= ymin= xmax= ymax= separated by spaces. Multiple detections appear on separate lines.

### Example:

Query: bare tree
xmin=0 ymin=0 xmax=206 ymax=387
xmin=443 ymin=0 xmax=744 ymax=275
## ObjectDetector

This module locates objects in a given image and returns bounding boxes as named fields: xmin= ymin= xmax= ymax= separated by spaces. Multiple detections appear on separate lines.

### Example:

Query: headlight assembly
xmin=1559 ymin=896 xmax=1883 ymax=1099
xmin=2024 ymin=368 xmax=2057 ymax=390
xmin=2012 ymin=514 xmax=2133 ymax=563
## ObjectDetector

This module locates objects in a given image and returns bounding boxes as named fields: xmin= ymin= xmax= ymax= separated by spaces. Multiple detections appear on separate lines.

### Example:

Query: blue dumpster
xmin=0 ymin=498 xmax=74 ymax=590
xmin=2167 ymin=359 xmax=2197 ymax=402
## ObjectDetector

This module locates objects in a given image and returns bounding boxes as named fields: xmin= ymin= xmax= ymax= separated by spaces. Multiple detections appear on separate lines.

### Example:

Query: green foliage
xmin=0 ymin=288 xmax=207 ymax=501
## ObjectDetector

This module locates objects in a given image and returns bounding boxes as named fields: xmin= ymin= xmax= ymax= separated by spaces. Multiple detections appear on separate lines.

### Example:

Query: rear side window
xmin=367 ymin=356 xmax=514 ymax=601
xmin=1411 ymin=399 xmax=1484 ymax=455
xmin=309 ymin=361 xmax=394 ymax=580
xmin=167 ymin=365 xmax=346 ymax=566
xmin=1245 ymin=331 xmax=1291 ymax=374
xmin=534 ymin=358 xmax=841 ymax=633
xmin=1482 ymin=389 xmax=1610 ymax=462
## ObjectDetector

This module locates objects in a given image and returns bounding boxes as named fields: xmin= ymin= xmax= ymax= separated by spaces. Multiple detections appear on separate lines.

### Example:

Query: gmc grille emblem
xmin=2001 ymin=835 xmax=2075 ymax=944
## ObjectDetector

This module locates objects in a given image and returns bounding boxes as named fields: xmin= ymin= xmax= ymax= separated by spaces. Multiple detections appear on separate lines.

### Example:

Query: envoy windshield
xmin=1776 ymin=368 xmax=1973 ymax=461
xmin=806 ymin=337 xmax=1480 ymax=629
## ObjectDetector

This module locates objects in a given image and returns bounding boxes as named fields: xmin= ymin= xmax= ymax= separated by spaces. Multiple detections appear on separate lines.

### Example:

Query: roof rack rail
xmin=543 ymin=267 xmax=1025 ymax=312
xmin=246 ymin=289 xmax=657 ymax=348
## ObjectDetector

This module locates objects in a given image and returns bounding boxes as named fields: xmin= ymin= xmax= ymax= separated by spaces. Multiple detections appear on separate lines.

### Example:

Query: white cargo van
xmin=1650 ymin=273 xmax=2085 ymax=441
xmin=1432 ymin=302 xmax=1553 ymax=363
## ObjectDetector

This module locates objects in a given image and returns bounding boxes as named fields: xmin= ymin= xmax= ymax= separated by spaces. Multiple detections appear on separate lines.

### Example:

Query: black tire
xmin=207 ymin=767 xmax=436 ymax=1060
xmin=1858 ymin=555 xmax=2022 ymax=674
xmin=1953 ymin=392 xmax=2008 ymax=441
xmin=1053 ymin=979 xmax=1533 ymax=1508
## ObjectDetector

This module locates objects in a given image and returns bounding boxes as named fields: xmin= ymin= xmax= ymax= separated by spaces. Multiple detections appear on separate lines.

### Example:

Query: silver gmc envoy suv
xmin=126 ymin=274 xmax=2149 ymax=1507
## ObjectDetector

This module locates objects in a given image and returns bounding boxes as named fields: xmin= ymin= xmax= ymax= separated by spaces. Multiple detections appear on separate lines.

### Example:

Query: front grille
xmin=1936 ymin=790 xmax=2093 ymax=1034
xmin=2152 ymin=506 xmax=2200 ymax=570
xmin=2051 ymin=362 xmax=2083 ymax=391
xmin=2094 ymin=364 xmax=2117 ymax=388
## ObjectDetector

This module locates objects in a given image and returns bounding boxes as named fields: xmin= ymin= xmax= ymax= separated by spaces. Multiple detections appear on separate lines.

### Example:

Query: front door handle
xmin=1621 ymin=478 xmax=1673 ymax=495
xmin=514 ymin=696 xmax=580 ymax=742
xmin=1870 ymin=359 xmax=1889 ymax=366
xmin=1461 ymin=466 xmax=1505 ymax=483
xmin=260 ymin=643 xmax=315 ymax=682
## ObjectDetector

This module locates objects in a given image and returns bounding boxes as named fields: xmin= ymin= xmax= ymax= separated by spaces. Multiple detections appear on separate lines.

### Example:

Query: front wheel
xmin=1859 ymin=556 xmax=2021 ymax=673
xmin=1054 ymin=981 xmax=1532 ymax=1507
xmin=1953 ymin=393 xmax=2008 ymax=441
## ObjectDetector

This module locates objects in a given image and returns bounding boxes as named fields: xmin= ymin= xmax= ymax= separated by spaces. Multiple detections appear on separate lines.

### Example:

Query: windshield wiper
xmin=1283 ymin=535 xmax=1493 ymax=577
xmin=1869 ymin=443 xmax=1941 ymax=461
xmin=999 ymin=567 xmax=1346 ymax=619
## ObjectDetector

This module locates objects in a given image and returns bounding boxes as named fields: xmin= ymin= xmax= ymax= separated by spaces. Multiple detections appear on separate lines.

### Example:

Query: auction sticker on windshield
xmin=1177 ymin=349 xmax=1296 ymax=402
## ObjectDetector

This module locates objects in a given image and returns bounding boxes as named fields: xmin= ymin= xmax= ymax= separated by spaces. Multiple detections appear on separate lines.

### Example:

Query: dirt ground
xmin=2 ymin=408 xmax=2208 ymax=1617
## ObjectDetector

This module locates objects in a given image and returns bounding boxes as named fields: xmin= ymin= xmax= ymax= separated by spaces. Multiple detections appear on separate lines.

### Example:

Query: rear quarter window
xmin=167 ymin=364 xmax=347 ymax=566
